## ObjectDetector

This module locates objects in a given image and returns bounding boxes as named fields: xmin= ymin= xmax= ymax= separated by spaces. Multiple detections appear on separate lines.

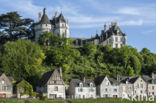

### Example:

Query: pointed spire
xmin=104 ymin=23 xmax=107 ymax=31
xmin=43 ymin=8 xmax=46 ymax=14
xmin=38 ymin=12 xmax=42 ymax=21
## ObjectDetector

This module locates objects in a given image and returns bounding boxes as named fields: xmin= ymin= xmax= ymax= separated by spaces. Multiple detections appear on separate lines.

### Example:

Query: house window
xmin=137 ymin=84 xmax=139 ymax=88
xmin=90 ymin=83 xmax=93 ymax=87
xmin=114 ymin=89 xmax=117 ymax=92
xmin=54 ymin=86 xmax=58 ymax=91
xmin=2 ymin=80 xmax=6 ymax=91
xmin=105 ymin=88 xmax=108 ymax=92
xmin=152 ymin=86 xmax=154 ymax=90
xmin=140 ymin=90 xmax=143 ymax=94
xmin=79 ymin=83 xmax=83 ymax=87
xmin=115 ymin=37 xmax=118 ymax=42
xmin=78 ymin=88 xmax=83 ymax=92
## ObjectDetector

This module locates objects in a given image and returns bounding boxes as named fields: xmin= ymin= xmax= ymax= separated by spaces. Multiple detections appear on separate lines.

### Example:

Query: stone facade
xmin=72 ymin=22 xmax=127 ymax=48
xmin=33 ymin=8 xmax=70 ymax=42
xmin=36 ymin=68 xmax=66 ymax=99
xmin=95 ymin=75 xmax=119 ymax=98
xmin=0 ymin=73 xmax=14 ymax=98
xmin=68 ymin=78 xmax=96 ymax=99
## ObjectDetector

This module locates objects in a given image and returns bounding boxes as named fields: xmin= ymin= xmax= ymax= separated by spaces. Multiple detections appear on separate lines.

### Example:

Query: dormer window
xmin=79 ymin=83 xmax=83 ymax=87
xmin=90 ymin=83 xmax=93 ymax=87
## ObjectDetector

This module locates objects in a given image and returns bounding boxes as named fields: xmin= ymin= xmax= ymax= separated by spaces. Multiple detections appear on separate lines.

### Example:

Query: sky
xmin=0 ymin=0 xmax=156 ymax=53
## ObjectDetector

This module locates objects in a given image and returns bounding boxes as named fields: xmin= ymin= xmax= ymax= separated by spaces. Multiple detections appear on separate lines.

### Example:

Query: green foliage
xmin=17 ymin=80 xmax=35 ymax=97
xmin=0 ymin=12 xmax=34 ymax=43
xmin=1 ymin=39 xmax=46 ymax=88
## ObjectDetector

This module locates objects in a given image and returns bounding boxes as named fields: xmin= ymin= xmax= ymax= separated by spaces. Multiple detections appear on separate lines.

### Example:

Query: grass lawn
xmin=70 ymin=98 xmax=156 ymax=103
xmin=0 ymin=99 xmax=66 ymax=103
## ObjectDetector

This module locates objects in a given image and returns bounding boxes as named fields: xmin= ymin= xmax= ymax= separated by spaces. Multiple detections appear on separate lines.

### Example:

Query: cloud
xmin=119 ymin=19 xmax=143 ymax=26
xmin=116 ymin=7 xmax=141 ymax=15
xmin=0 ymin=0 xmax=42 ymax=18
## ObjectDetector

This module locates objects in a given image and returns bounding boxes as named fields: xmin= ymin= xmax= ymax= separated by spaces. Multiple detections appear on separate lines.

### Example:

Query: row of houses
xmin=0 ymin=68 xmax=156 ymax=99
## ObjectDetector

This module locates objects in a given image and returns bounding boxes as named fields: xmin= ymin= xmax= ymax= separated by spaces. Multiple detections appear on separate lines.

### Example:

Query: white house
xmin=68 ymin=78 xmax=96 ymax=99
xmin=95 ymin=75 xmax=119 ymax=98
xmin=36 ymin=68 xmax=66 ymax=99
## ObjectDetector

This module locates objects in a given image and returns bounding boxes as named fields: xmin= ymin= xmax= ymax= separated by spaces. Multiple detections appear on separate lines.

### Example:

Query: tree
xmin=1 ymin=39 xmax=46 ymax=82
xmin=129 ymin=55 xmax=141 ymax=75
xmin=80 ymin=42 xmax=97 ymax=59
xmin=39 ymin=32 xmax=71 ymax=46
xmin=17 ymin=80 xmax=35 ymax=98
xmin=0 ymin=12 xmax=34 ymax=43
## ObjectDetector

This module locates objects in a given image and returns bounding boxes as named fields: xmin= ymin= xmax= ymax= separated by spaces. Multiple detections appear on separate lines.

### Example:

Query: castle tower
xmin=53 ymin=13 xmax=70 ymax=38
xmin=34 ymin=8 xmax=51 ymax=42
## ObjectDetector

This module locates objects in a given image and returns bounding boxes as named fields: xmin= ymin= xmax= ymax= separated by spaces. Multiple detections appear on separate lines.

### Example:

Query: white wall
xmin=75 ymin=87 xmax=96 ymax=99
xmin=47 ymin=85 xmax=66 ymax=99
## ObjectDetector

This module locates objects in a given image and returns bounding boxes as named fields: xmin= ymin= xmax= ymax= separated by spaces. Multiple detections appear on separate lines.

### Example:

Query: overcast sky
xmin=0 ymin=0 xmax=156 ymax=53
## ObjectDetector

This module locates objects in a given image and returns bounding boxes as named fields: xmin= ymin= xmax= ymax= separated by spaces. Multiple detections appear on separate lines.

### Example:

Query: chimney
xmin=83 ymin=77 xmax=86 ymax=83
xmin=117 ymin=74 xmax=120 ymax=82
xmin=38 ymin=12 xmax=42 ymax=21
xmin=109 ymin=24 xmax=112 ymax=29
xmin=59 ymin=67 xmax=62 ymax=78
xmin=43 ymin=8 xmax=46 ymax=14
xmin=152 ymin=72 xmax=155 ymax=80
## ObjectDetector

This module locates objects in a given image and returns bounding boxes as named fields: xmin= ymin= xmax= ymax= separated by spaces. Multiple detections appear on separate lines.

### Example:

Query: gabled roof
xmin=120 ymin=76 xmax=138 ymax=84
xmin=95 ymin=75 xmax=118 ymax=86
xmin=94 ymin=75 xmax=106 ymax=86
xmin=108 ymin=78 xmax=118 ymax=85
xmin=70 ymin=78 xmax=95 ymax=87
xmin=0 ymin=73 xmax=14 ymax=85
xmin=38 ymin=70 xmax=54 ymax=86
xmin=51 ymin=13 xmax=67 ymax=25
xmin=57 ymin=13 xmax=66 ymax=22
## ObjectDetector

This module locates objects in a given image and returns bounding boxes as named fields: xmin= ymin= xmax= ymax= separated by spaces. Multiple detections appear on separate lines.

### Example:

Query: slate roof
xmin=38 ymin=13 xmax=51 ymax=24
xmin=70 ymin=78 xmax=95 ymax=87
xmin=95 ymin=75 xmax=118 ymax=86
xmin=108 ymin=78 xmax=118 ymax=84
xmin=51 ymin=13 xmax=66 ymax=25
xmin=141 ymin=75 xmax=156 ymax=84
xmin=57 ymin=13 xmax=66 ymax=22
xmin=120 ymin=76 xmax=138 ymax=84
xmin=38 ymin=70 xmax=55 ymax=86
xmin=94 ymin=75 xmax=106 ymax=86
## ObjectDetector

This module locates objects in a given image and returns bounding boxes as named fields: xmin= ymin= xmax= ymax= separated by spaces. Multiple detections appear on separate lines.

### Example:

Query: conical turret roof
xmin=39 ymin=8 xmax=50 ymax=24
